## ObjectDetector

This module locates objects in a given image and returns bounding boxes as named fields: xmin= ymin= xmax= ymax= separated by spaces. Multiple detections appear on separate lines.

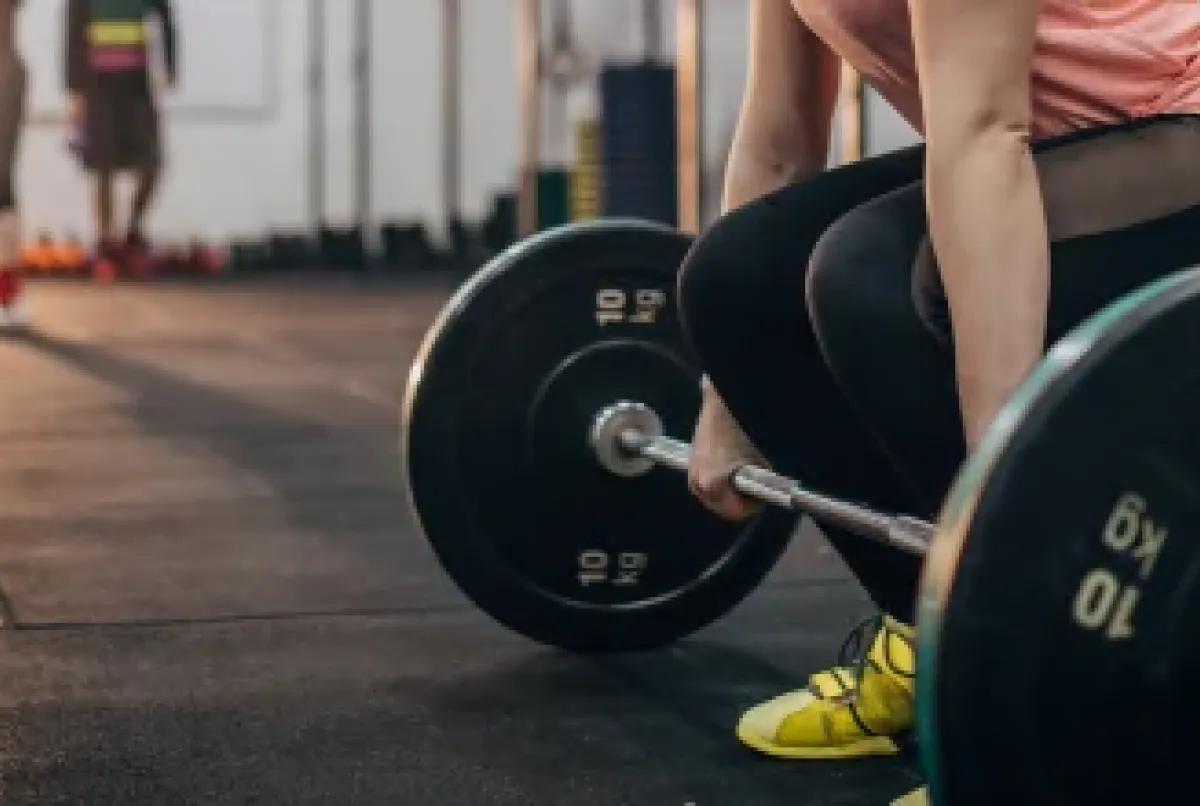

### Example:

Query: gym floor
xmin=0 ymin=277 xmax=922 ymax=805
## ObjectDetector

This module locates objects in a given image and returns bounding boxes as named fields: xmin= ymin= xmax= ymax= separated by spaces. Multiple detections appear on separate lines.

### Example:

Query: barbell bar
xmin=590 ymin=399 xmax=934 ymax=556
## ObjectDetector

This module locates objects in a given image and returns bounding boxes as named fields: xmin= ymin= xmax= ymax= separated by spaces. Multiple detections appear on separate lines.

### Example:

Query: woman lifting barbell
xmin=679 ymin=0 xmax=1200 ymax=765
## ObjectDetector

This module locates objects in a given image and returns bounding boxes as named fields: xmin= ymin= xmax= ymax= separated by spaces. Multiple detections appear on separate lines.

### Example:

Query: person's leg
xmin=128 ymin=162 xmax=159 ymax=239
xmin=93 ymin=170 xmax=117 ymax=244
xmin=678 ymin=144 xmax=927 ymax=623
xmin=82 ymin=86 xmax=122 ymax=272
xmin=0 ymin=56 xmax=25 ymax=326
xmin=774 ymin=114 xmax=1200 ymax=767
xmin=88 ymin=168 xmax=123 ymax=282
xmin=713 ymin=114 xmax=1200 ymax=762
xmin=810 ymin=115 xmax=1200 ymax=519
xmin=110 ymin=90 xmax=161 ymax=277
xmin=700 ymin=167 xmax=931 ymax=760
xmin=126 ymin=91 xmax=161 ymax=244
xmin=678 ymin=147 xmax=927 ymax=760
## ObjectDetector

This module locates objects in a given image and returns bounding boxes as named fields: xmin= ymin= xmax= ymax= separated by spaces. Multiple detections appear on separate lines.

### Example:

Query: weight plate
xmin=403 ymin=219 xmax=798 ymax=652
xmin=918 ymin=267 xmax=1200 ymax=806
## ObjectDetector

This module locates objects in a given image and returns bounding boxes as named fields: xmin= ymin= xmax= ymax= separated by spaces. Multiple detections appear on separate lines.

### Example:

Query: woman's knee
xmin=805 ymin=217 xmax=894 ymax=346
xmin=804 ymin=186 xmax=925 ymax=348
xmin=677 ymin=206 xmax=756 ymax=322
xmin=676 ymin=203 xmax=797 ymax=359
xmin=804 ymin=194 xmax=965 ymax=513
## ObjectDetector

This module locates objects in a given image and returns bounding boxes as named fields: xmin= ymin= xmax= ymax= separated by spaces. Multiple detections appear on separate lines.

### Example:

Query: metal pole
xmin=442 ymin=0 xmax=462 ymax=227
xmin=353 ymin=0 xmax=373 ymax=259
xmin=517 ymin=0 xmax=541 ymax=237
xmin=839 ymin=64 xmax=864 ymax=163
xmin=675 ymin=0 xmax=703 ymax=234
xmin=307 ymin=0 xmax=326 ymax=230
xmin=642 ymin=0 xmax=662 ymax=62
xmin=544 ymin=0 xmax=570 ymax=175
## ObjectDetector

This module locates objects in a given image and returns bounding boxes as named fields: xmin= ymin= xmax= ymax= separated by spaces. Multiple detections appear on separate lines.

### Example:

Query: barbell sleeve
xmin=618 ymin=430 xmax=933 ymax=557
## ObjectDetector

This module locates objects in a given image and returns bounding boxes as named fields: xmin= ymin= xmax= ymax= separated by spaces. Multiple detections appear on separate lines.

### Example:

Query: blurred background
xmin=16 ymin=0 xmax=920 ymax=276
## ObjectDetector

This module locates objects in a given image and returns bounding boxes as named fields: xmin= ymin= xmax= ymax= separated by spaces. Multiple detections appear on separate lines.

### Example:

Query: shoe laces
xmin=838 ymin=614 xmax=916 ymax=692
xmin=825 ymin=615 xmax=914 ymax=737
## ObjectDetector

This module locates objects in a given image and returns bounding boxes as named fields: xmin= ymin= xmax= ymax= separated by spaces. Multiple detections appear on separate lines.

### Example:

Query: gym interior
xmin=3 ymin=1 xmax=1189 ymax=804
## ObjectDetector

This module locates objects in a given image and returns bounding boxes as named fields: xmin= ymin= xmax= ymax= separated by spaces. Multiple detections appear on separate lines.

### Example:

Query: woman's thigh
xmin=677 ymin=143 xmax=925 ymax=512
xmin=809 ymin=114 xmax=1200 ymax=513
xmin=676 ymin=145 xmax=929 ymax=621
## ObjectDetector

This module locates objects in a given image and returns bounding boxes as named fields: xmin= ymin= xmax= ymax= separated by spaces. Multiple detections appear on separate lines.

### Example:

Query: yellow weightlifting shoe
xmin=736 ymin=615 xmax=915 ymax=759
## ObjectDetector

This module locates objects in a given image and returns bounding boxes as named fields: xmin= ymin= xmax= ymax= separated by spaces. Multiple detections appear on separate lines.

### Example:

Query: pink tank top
xmin=794 ymin=0 xmax=1200 ymax=138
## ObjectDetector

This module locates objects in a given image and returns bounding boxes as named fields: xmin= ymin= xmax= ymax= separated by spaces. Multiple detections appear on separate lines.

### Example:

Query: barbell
xmin=402 ymin=218 xmax=1200 ymax=806
xmin=590 ymin=399 xmax=935 ymax=554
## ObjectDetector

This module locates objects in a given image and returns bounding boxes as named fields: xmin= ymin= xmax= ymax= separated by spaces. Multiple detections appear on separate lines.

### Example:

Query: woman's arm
xmin=704 ymin=0 xmax=837 ymax=400
xmin=695 ymin=0 xmax=839 ymax=509
xmin=909 ymin=0 xmax=1046 ymax=448
xmin=723 ymin=0 xmax=840 ymax=210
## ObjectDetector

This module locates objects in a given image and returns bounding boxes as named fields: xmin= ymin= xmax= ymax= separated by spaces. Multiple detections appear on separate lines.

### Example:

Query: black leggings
xmin=678 ymin=114 xmax=1200 ymax=624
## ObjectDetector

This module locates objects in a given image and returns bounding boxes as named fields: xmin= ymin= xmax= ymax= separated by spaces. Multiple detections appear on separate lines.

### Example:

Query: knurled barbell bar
xmin=402 ymin=218 xmax=1200 ymax=806
xmin=589 ymin=399 xmax=934 ymax=555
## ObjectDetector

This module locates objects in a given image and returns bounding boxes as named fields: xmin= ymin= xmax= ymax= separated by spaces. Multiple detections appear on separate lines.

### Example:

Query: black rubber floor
xmin=0 ymin=277 xmax=923 ymax=805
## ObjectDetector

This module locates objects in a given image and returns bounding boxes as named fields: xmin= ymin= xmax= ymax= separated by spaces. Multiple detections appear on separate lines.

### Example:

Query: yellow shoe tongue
xmin=804 ymin=619 xmax=917 ymax=704
xmin=883 ymin=615 xmax=915 ymax=639
xmin=872 ymin=619 xmax=916 ymax=679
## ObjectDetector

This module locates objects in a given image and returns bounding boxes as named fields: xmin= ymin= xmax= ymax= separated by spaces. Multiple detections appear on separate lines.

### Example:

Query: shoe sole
xmin=892 ymin=786 xmax=929 ymax=806
xmin=735 ymin=721 xmax=900 ymax=759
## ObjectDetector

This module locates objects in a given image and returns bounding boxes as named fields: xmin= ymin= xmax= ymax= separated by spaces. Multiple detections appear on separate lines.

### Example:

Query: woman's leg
xmin=727 ymin=114 xmax=1200 ymax=762
xmin=677 ymin=144 xmax=927 ymax=623
xmin=810 ymin=115 xmax=1200 ymax=522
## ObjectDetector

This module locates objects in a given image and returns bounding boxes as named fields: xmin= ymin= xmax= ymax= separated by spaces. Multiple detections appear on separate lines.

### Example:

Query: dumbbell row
xmin=590 ymin=401 xmax=934 ymax=557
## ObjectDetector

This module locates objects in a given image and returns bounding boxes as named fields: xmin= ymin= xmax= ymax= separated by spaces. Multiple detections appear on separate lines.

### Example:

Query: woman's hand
xmin=687 ymin=382 xmax=767 ymax=522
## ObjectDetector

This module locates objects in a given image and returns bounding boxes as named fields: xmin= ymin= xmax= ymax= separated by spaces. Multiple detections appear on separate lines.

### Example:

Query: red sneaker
xmin=189 ymin=241 xmax=225 ymax=276
xmin=91 ymin=239 xmax=123 ymax=284
xmin=123 ymin=231 xmax=158 ymax=280
xmin=92 ymin=258 xmax=119 ymax=284
xmin=0 ymin=266 xmax=26 ymax=328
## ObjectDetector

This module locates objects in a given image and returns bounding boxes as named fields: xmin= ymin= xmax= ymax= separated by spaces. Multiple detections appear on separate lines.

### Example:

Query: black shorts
xmin=677 ymin=114 xmax=1200 ymax=622
xmin=81 ymin=81 xmax=161 ymax=173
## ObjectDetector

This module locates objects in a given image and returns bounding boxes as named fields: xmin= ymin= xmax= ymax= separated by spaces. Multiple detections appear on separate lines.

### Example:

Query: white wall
xmin=20 ymin=0 xmax=312 ymax=242
xmin=15 ymin=0 xmax=918 ymax=243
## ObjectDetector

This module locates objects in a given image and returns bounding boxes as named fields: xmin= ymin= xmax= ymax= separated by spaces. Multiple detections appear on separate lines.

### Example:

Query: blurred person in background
xmin=65 ymin=0 xmax=176 ymax=275
xmin=0 ymin=0 xmax=25 ymax=328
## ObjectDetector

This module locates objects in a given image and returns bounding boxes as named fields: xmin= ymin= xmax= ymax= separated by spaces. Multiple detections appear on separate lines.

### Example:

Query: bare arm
xmin=722 ymin=0 xmax=840 ymax=211
xmin=909 ymin=0 xmax=1045 ymax=448
xmin=702 ymin=0 xmax=836 ymax=389
xmin=692 ymin=0 xmax=838 ymax=516
xmin=706 ymin=0 xmax=838 ymax=392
